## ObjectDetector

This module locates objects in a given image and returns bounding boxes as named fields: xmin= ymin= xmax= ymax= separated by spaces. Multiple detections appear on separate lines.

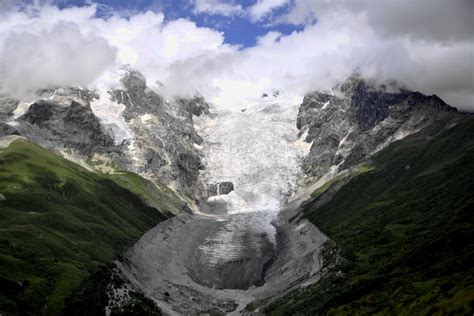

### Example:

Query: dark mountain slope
xmin=266 ymin=117 xmax=474 ymax=315
xmin=0 ymin=137 xmax=181 ymax=315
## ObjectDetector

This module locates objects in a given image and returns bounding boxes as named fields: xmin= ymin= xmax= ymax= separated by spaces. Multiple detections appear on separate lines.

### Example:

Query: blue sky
xmin=47 ymin=0 xmax=305 ymax=47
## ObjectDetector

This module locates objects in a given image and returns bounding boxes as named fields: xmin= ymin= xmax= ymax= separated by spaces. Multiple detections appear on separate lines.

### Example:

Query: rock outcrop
xmin=297 ymin=74 xmax=459 ymax=179
xmin=0 ymin=69 xmax=209 ymax=196
xmin=108 ymin=69 xmax=209 ymax=194
xmin=207 ymin=181 xmax=234 ymax=197
xmin=0 ymin=95 xmax=18 ymax=123
xmin=17 ymin=99 xmax=114 ymax=156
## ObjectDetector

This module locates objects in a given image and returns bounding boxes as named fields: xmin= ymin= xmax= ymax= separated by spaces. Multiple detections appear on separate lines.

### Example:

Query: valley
xmin=0 ymin=71 xmax=472 ymax=315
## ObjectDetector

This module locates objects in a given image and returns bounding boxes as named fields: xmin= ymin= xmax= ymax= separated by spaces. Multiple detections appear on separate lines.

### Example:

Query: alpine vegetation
xmin=0 ymin=1 xmax=472 ymax=315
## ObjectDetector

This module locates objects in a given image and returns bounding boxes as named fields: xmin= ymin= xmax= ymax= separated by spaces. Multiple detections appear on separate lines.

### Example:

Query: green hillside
xmin=266 ymin=118 xmax=474 ymax=315
xmin=0 ymin=138 xmax=181 ymax=315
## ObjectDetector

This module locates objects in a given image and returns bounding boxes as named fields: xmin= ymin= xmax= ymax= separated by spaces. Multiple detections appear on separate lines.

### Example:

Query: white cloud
xmin=192 ymin=0 xmax=243 ymax=17
xmin=0 ymin=1 xmax=472 ymax=112
xmin=248 ymin=0 xmax=288 ymax=21
xmin=190 ymin=0 xmax=290 ymax=22
xmin=0 ymin=8 xmax=116 ymax=96
xmin=278 ymin=0 xmax=474 ymax=42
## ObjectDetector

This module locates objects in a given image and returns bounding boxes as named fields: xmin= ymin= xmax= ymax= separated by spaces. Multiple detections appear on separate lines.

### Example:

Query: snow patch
xmin=48 ymin=89 xmax=58 ymax=100
xmin=335 ymin=127 xmax=353 ymax=156
xmin=12 ymin=102 xmax=32 ymax=119
xmin=90 ymin=87 xmax=133 ymax=146
xmin=140 ymin=113 xmax=153 ymax=124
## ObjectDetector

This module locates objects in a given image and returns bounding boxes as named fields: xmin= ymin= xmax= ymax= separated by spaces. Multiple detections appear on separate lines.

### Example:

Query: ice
xmin=196 ymin=98 xmax=309 ymax=261
xmin=90 ymin=87 xmax=134 ymax=146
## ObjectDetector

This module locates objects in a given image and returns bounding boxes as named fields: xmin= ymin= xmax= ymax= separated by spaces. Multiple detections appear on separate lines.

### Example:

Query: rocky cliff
xmin=263 ymin=76 xmax=472 ymax=315
xmin=0 ymin=69 xmax=209 ymax=196
xmin=297 ymin=74 xmax=459 ymax=180
xmin=108 ymin=69 xmax=209 ymax=194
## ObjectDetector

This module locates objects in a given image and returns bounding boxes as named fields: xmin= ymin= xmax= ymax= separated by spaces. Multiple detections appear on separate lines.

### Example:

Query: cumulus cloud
xmin=279 ymin=0 xmax=474 ymax=42
xmin=0 ymin=22 xmax=116 ymax=96
xmin=0 ymin=4 xmax=117 ymax=96
xmin=191 ymin=0 xmax=290 ymax=21
xmin=192 ymin=0 xmax=243 ymax=17
xmin=0 ymin=1 xmax=472 ymax=112
xmin=271 ymin=0 xmax=474 ymax=110
xmin=248 ymin=0 xmax=288 ymax=21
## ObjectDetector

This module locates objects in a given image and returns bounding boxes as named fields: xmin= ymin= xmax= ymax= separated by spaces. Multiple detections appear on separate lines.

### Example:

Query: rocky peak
xmin=0 ymin=95 xmax=19 ymax=123
xmin=0 ymin=68 xmax=210 ymax=196
xmin=175 ymin=95 xmax=210 ymax=118
xmin=21 ymin=100 xmax=56 ymax=126
xmin=111 ymin=70 xmax=166 ymax=121
xmin=16 ymin=98 xmax=114 ymax=156
xmin=121 ymin=69 xmax=147 ymax=92
xmin=347 ymin=77 xmax=455 ymax=130
xmin=36 ymin=87 xmax=98 ymax=106
xmin=107 ymin=69 xmax=209 ymax=195
xmin=298 ymin=75 xmax=461 ymax=180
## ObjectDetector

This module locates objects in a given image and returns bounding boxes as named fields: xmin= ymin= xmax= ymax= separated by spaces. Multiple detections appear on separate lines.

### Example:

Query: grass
xmin=106 ymin=171 xmax=183 ymax=216
xmin=0 ymin=138 xmax=181 ymax=315
xmin=265 ymin=117 xmax=474 ymax=315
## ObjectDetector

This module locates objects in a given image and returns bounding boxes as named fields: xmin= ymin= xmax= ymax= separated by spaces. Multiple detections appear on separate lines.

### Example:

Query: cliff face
xmin=0 ymin=69 xmax=209 ymax=196
xmin=266 ymin=116 xmax=474 ymax=316
xmin=297 ymin=75 xmax=459 ymax=180
xmin=0 ymin=70 xmax=208 ymax=314
xmin=109 ymin=69 xmax=209 ymax=195
xmin=263 ymin=76 xmax=472 ymax=315
xmin=18 ymin=99 xmax=115 ymax=156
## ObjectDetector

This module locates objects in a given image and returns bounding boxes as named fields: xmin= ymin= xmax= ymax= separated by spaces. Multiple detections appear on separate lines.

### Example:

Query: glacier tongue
xmin=191 ymin=100 xmax=309 ymax=278
xmin=118 ymin=95 xmax=328 ymax=314
xmin=198 ymin=102 xmax=306 ymax=215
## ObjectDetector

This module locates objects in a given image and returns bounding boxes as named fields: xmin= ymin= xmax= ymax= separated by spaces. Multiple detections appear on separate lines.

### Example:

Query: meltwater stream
xmin=118 ymin=99 xmax=327 ymax=314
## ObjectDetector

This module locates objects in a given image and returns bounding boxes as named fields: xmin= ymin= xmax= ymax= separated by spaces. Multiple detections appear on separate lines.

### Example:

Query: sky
xmin=0 ymin=0 xmax=473 ymax=110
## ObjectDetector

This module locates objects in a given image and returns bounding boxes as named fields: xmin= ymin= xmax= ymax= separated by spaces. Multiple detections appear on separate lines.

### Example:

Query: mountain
xmin=264 ymin=78 xmax=473 ymax=314
xmin=297 ymin=74 xmax=459 ymax=181
xmin=0 ymin=136 xmax=181 ymax=314
xmin=0 ymin=69 xmax=209 ymax=197
xmin=0 ymin=69 xmax=208 ymax=315
xmin=0 ymin=72 xmax=472 ymax=315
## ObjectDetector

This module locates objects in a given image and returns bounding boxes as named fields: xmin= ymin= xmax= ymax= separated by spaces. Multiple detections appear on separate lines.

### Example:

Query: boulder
xmin=207 ymin=181 xmax=234 ymax=197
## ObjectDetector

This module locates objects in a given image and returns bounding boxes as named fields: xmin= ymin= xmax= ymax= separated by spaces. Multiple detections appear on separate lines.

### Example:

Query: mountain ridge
xmin=0 ymin=71 xmax=472 ymax=315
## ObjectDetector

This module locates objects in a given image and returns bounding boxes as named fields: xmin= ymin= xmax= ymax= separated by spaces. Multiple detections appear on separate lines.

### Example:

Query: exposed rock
xmin=207 ymin=181 xmax=234 ymax=197
xmin=181 ymin=203 xmax=194 ymax=214
xmin=0 ymin=123 xmax=19 ymax=137
xmin=0 ymin=69 xmax=209 ymax=196
xmin=297 ymin=74 xmax=460 ymax=179
xmin=21 ymin=100 xmax=55 ymax=126
xmin=108 ymin=69 xmax=209 ymax=194
xmin=218 ymin=182 xmax=234 ymax=195
xmin=17 ymin=99 xmax=114 ymax=156
xmin=208 ymin=183 xmax=218 ymax=196
xmin=0 ymin=96 xmax=19 ymax=123
xmin=175 ymin=96 xmax=210 ymax=118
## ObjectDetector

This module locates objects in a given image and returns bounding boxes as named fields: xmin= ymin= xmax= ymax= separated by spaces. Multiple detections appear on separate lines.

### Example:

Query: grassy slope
xmin=0 ymin=139 xmax=180 ymax=315
xmin=266 ymin=118 xmax=474 ymax=315
xmin=105 ymin=171 xmax=183 ymax=217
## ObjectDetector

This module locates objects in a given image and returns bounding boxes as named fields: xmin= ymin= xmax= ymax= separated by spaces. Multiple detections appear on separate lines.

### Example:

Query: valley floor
xmin=118 ymin=202 xmax=328 ymax=315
